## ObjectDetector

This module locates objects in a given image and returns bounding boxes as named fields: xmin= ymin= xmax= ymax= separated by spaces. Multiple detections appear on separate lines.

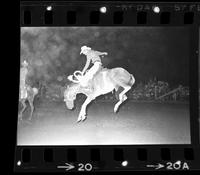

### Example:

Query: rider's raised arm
xmin=94 ymin=51 xmax=108 ymax=56
xmin=82 ymin=57 xmax=91 ymax=74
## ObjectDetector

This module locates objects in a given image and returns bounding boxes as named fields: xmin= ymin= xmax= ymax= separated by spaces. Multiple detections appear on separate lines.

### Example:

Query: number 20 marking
xmin=78 ymin=163 xmax=93 ymax=171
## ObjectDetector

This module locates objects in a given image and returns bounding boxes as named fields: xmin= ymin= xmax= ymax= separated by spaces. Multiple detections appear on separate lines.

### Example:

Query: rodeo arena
xmin=17 ymin=57 xmax=193 ymax=145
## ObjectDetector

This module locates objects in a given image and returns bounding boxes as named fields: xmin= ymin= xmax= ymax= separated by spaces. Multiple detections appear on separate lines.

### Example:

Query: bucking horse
xmin=63 ymin=67 xmax=135 ymax=122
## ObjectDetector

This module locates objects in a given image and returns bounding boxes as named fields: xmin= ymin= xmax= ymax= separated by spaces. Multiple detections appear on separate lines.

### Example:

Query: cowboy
xmin=80 ymin=46 xmax=108 ymax=86
xmin=20 ymin=60 xmax=29 ymax=99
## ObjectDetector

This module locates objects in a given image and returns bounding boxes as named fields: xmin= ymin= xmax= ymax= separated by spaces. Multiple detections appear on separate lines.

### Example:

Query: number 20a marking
xmin=166 ymin=161 xmax=189 ymax=170
xmin=78 ymin=163 xmax=93 ymax=171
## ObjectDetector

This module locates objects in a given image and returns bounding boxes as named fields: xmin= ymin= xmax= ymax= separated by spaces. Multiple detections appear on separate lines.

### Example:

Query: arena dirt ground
xmin=17 ymin=99 xmax=190 ymax=145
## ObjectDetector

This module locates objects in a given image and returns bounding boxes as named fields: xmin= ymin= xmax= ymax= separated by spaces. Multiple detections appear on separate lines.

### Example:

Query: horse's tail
xmin=128 ymin=74 xmax=135 ymax=87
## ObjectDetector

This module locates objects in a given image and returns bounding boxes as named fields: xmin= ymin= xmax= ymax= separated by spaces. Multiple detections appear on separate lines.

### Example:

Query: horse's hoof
xmin=81 ymin=116 xmax=87 ymax=121
xmin=77 ymin=118 xmax=82 ymax=123
xmin=27 ymin=119 xmax=32 ymax=124
xmin=114 ymin=108 xmax=118 ymax=113
xmin=26 ymin=120 xmax=32 ymax=124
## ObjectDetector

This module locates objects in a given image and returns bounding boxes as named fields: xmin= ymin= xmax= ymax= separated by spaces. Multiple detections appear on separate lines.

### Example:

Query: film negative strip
xmin=14 ymin=1 xmax=200 ymax=172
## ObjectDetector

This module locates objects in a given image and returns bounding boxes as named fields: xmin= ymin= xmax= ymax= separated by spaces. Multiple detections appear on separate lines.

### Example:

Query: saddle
xmin=68 ymin=67 xmax=107 ymax=92
xmin=81 ymin=67 xmax=107 ymax=91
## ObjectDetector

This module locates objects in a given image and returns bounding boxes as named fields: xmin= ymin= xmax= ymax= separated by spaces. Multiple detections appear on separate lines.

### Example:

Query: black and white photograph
xmin=18 ymin=27 xmax=191 ymax=145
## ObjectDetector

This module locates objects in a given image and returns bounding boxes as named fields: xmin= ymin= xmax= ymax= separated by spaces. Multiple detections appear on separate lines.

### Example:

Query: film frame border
xmin=14 ymin=145 xmax=200 ymax=172
xmin=20 ymin=2 xmax=200 ymax=26
xmin=15 ymin=1 xmax=200 ymax=172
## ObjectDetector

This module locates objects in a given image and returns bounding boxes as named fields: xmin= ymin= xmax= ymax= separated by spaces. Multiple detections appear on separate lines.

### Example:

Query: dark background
xmin=21 ymin=27 xmax=190 ymax=87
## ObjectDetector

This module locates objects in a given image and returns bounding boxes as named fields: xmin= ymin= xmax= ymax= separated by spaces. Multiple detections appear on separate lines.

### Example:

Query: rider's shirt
xmin=20 ymin=66 xmax=29 ymax=99
xmin=20 ymin=67 xmax=28 ymax=88
xmin=87 ymin=50 xmax=102 ymax=63
xmin=82 ymin=50 xmax=103 ymax=73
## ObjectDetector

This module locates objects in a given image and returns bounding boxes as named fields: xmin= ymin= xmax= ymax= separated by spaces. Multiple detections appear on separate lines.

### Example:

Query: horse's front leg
xmin=77 ymin=97 xmax=94 ymax=122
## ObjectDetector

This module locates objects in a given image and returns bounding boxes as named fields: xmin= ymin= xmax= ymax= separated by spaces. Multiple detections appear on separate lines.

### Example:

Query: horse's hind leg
xmin=19 ymin=99 xmax=26 ymax=120
xmin=28 ymin=96 xmax=35 ymax=121
xmin=119 ymin=86 xmax=131 ymax=101
xmin=114 ymin=94 xmax=127 ymax=113
xmin=114 ymin=86 xmax=130 ymax=113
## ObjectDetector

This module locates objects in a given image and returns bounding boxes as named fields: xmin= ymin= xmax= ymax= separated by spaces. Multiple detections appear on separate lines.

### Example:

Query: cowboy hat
xmin=80 ymin=46 xmax=91 ymax=54
xmin=22 ymin=60 xmax=28 ymax=67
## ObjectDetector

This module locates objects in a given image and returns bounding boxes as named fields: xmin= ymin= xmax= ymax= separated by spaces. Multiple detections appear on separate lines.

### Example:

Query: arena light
xmin=46 ymin=5 xmax=52 ymax=11
xmin=121 ymin=160 xmax=128 ymax=167
xmin=153 ymin=6 xmax=160 ymax=13
xmin=100 ymin=6 xmax=107 ymax=13
xmin=17 ymin=160 xmax=21 ymax=166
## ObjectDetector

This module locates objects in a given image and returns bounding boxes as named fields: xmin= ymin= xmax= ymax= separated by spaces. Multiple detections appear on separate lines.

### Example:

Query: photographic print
xmin=18 ymin=27 xmax=191 ymax=145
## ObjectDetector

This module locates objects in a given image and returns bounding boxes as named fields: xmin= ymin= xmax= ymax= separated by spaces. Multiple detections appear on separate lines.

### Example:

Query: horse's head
xmin=63 ymin=83 xmax=79 ymax=110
